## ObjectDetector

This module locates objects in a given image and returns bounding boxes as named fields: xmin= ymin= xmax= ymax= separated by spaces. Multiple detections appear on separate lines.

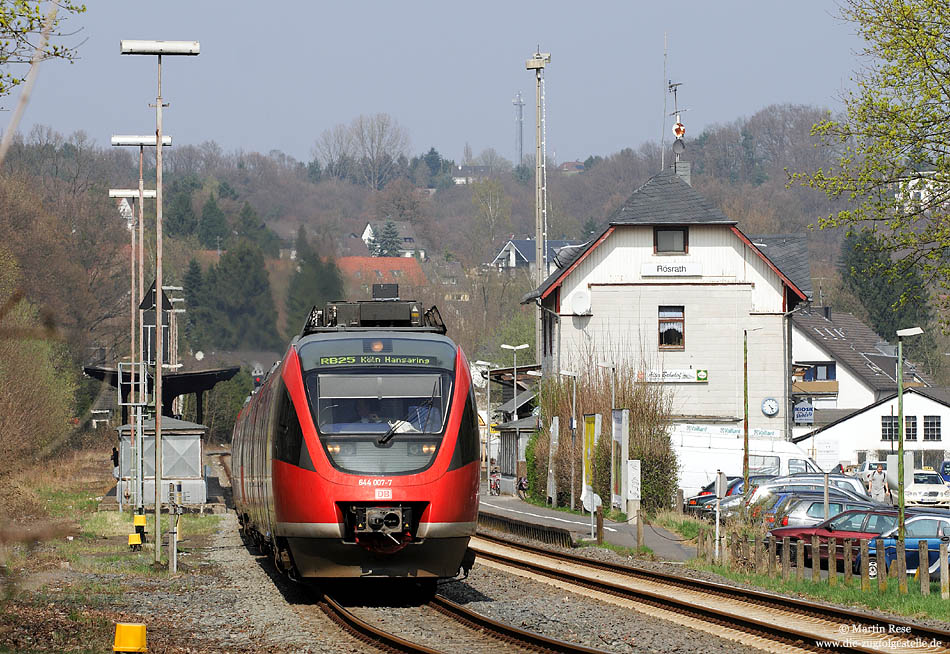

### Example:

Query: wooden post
xmin=781 ymin=536 xmax=790 ymax=581
xmin=722 ymin=532 xmax=731 ymax=568
xmin=742 ymin=535 xmax=750 ymax=569
xmin=636 ymin=511 xmax=644 ymax=551
xmin=675 ymin=488 xmax=684 ymax=514
xmin=796 ymin=539 xmax=804 ymax=582
xmin=919 ymin=540 xmax=930 ymax=596
xmin=827 ymin=537 xmax=837 ymax=587
xmin=596 ymin=506 xmax=604 ymax=545
xmin=897 ymin=540 xmax=908 ymax=595
xmin=698 ymin=527 xmax=706 ymax=561
xmin=843 ymin=538 xmax=853 ymax=586
xmin=757 ymin=536 xmax=767 ymax=575
xmin=768 ymin=535 xmax=776 ymax=576
xmin=811 ymin=535 xmax=821 ymax=583
xmin=940 ymin=541 xmax=948 ymax=600
xmin=876 ymin=537 xmax=887 ymax=593
xmin=860 ymin=539 xmax=870 ymax=592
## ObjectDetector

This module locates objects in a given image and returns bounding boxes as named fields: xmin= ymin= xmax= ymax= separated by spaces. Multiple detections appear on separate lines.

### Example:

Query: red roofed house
xmin=337 ymin=256 xmax=428 ymax=299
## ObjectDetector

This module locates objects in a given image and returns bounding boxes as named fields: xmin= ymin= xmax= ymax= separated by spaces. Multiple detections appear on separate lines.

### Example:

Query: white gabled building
xmin=794 ymin=387 xmax=950 ymax=471
xmin=523 ymin=164 xmax=812 ymax=439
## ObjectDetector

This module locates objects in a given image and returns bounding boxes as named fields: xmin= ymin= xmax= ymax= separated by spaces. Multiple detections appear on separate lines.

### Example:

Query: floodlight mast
xmin=526 ymin=50 xmax=550 ymax=365
xmin=121 ymin=39 xmax=198 ymax=565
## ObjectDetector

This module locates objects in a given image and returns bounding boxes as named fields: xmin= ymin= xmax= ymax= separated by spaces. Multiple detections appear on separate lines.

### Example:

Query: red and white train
xmin=232 ymin=290 xmax=479 ymax=585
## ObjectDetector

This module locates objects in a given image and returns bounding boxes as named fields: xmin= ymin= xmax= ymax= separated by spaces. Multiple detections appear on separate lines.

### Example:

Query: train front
xmin=275 ymin=331 xmax=480 ymax=579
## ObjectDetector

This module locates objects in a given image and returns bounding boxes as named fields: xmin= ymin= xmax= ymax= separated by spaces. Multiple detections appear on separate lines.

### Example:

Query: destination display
xmin=318 ymin=355 xmax=434 ymax=366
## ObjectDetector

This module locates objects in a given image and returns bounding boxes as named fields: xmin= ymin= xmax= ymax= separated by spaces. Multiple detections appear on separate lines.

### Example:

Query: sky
xmin=18 ymin=1 xmax=864 ymax=166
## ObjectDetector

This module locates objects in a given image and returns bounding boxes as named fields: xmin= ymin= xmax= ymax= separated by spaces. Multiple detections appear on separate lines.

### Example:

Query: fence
xmin=696 ymin=527 xmax=950 ymax=598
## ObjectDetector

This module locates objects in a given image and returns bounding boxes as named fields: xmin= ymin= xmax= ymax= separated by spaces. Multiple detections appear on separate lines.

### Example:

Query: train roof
xmin=296 ymin=329 xmax=457 ymax=347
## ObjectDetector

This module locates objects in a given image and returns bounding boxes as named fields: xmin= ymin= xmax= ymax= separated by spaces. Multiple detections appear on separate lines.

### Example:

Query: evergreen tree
xmin=198 ymin=193 xmax=228 ymax=249
xmin=232 ymin=202 xmax=280 ymax=256
xmin=182 ymin=259 xmax=206 ymax=347
xmin=285 ymin=227 xmax=344 ymax=338
xmin=423 ymin=147 xmax=443 ymax=177
xmin=165 ymin=174 xmax=200 ymax=237
xmin=369 ymin=220 xmax=403 ymax=257
xmin=839 ymin=231 xmax=932 ymax=338
xmin=212 ymin=242 xmax=281 ymax=350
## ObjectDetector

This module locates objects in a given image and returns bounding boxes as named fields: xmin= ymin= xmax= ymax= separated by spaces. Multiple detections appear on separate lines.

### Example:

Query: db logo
xmin=696 ymin=369 xmax=708 ymax=381
xmin=375 ymin=488 xmax=392 ymax=500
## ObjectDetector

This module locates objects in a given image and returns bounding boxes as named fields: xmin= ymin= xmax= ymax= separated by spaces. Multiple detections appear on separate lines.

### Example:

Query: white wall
xmin=553 ymin=224 xmax=790 ymax=434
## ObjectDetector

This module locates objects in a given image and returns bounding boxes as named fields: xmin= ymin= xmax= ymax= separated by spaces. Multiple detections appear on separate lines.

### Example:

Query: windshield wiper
xmin=378 ymin=380 xmax=439 ymax=446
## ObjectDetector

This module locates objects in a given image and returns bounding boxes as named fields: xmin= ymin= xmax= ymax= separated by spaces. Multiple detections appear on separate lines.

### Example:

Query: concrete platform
xmin=478 ymin=486 xmax=695 ymax=562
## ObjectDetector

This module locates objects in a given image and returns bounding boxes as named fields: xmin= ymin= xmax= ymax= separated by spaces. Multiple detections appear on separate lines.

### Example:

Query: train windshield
xmin=298 ymin=336 xmax=457 ymax=474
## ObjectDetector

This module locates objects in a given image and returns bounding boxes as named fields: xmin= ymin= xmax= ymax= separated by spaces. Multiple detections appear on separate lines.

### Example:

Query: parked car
xmin=769 ymin=473 xmax=871 ymax=499
xmin=905 ymin=470 xmax=950 ymax=508
xmin=855 ymin=460 xmax=888 ymax=485
xmin=747 ymin=481 xmax=870 ymax=507
xmin=684 ymin=476 xmax=741 ymax=515
xmin=770 ymin=495 xmax=877 ymax=529
xmin=728 ymin=474 xmax=777 ymax=496
xmin=770 ymin=508 xmax=900 ymax=568
xmin=711 ymin=486 xmax=859 ymax=523
xmin=864 ymin=513 xmax=950 ymax=578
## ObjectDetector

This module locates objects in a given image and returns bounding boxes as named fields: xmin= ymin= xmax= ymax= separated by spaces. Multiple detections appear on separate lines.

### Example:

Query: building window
xmin=658 ymin=306 xmax=685 ymax=349
xmin=924 ymin=416 xmax=942 ymax=441
xmin=375 ymin=270 xmax=383 ymax=278
xmin=906 ymin=416 xmax=918 ymax=440
xmin=391 ymin=270 xmax=403 ymax=278
xmin=655 ymin=227 xmax=688 ymax=253
xmin=882 ymin=416 xmax=898 ymax=441
xmin=803 ymin=363 xmax=836 ymax=381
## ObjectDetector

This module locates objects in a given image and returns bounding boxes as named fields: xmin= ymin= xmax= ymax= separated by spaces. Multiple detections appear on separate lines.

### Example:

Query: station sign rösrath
xmin=640 ymin=262 xmax=702 ymax=276
xmin=638 ymin=369 xmax=708 ymax=383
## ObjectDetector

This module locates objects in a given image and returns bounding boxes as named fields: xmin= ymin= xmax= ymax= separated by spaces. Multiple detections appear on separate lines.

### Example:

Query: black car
xmin=684 ymin=477 xmax=741 ymax=515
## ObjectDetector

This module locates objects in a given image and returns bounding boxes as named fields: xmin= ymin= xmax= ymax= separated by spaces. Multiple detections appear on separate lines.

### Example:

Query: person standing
xmin=868 ymin=464 xmax=890 ymax=504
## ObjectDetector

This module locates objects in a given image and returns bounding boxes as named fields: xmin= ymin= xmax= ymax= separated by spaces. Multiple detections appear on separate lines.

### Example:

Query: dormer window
xmin=655 ymin=227 xmax=688 ymax=253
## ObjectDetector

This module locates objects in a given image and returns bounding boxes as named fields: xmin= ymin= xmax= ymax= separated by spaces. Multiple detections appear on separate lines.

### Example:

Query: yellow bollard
xmin=114 ymin=622 xmax=146 ymax=652
xmin=128 ymin=533 xmax=142 ymax=551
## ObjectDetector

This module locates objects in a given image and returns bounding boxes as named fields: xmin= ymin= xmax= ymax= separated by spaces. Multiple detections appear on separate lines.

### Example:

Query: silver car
xmin=770 ymin=474 xmax=871 ymax=499
xmin=774 ymin=496 xmax=877 ymax=529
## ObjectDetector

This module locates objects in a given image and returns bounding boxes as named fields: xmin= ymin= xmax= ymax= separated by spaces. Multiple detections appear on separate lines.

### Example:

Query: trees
xmin=797 ymin=0 xmax=950 ymax=314
xmin=198 ymin=193 xmax=228 ymax=249
xmin=470 ymin=178 xmax=512 ymax=248
xmin=839 ymin=231 xmax=932 ymax=337
xmin=369 ymin=220 xmax=403 ymax=257
xmin=285 ymin=227 xmax=343 ymax=338
xmin=313 ymin=114 xmax=409 ymax=190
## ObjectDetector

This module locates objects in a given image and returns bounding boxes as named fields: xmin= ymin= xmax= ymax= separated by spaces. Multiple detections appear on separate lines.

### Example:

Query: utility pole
xmin=526 ymin=50 xmax=550 ymax=364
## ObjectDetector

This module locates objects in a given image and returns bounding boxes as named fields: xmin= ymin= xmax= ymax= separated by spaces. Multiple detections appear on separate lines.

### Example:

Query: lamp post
xmin=896 ymin=326 xmax=923 ymax=542
xmin=120 ymin=39 xmax=199 ymax=564
xmin=474 ymin=360 xmax=494 ymax=489
xmin=560 ymin=370 xmax=577 ymax=509
xmin=501 ymin=343 xmax=529 ymax=403
xmin=109 ymin=188 xmax=157 ymax=513
xmin=598 ymin=361 xmax=616 ymax=409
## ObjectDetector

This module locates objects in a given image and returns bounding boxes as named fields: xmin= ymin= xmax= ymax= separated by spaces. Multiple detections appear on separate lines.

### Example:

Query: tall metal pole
xmin=571 ymin=376 xmax=576 ymax=510
xmin=743 ymin=329 xmax=749 ymax=501
xmin=898 ymin=336 xmax=905 ymax=542
xmin=137 ymin=145 xmax=146 ymax=515
xmin=129 ymin=198 xmax=136 ymax=513
xmin=526 ymin=52 xmax=549 ymax=364
xmin=485 ymin=368 xmax=491 ymax=486
xmin=153 ymin=54 xmax=164 ymax=563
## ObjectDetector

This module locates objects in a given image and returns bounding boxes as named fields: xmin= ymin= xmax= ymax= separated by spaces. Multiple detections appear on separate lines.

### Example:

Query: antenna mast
xmin=661 ymin=33 xmax=668 ymax=171
xmin=513 ymin=91 xmax=525 ymax=165
xmin=668 ymin=81 xmax=688 ymax=163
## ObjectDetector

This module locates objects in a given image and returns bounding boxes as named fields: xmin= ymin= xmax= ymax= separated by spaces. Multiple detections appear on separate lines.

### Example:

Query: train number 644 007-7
xmin=358 ymin=478 xmax=392 ymax=487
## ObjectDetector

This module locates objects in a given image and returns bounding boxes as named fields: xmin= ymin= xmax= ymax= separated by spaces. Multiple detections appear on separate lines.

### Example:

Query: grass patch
xmin=692 ymin=561 xmax=950 ymax=621
xmin=576 ymin=539 xmax=654 ymax=559
xmin=650 ymin=510 xmax=705 ymax=542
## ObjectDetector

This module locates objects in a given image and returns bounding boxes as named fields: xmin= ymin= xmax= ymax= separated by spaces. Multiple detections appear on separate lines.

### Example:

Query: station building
xmin=523 ymin=163 xmax=812 ymax=440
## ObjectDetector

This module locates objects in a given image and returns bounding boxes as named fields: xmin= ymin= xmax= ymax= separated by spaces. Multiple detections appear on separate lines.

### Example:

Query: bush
xmin=534 ymin=358 xmax=676 ymax=512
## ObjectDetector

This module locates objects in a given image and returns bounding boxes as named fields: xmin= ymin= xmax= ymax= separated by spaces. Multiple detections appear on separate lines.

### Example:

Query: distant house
xmin=451 ymin=165 xmax=492 ymax=185
xmin=423 ymin=259 xmax=471 ymax=303
xmin=489 ymin=238 xmax=582 ymax=277
xmin=360 ymin=221 xmax=426 ymax=260
xmin=558 ymin=161 xmax=585 ymax=175
xmin=337 ymin=256 xmax=428 ymax=298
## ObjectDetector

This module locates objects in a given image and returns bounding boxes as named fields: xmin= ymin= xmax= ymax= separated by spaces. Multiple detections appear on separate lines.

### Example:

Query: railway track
xmin=470 ymin=532 xmax=950 ymax=654
xmin=317 ymin=589 xmax=609 ymax=654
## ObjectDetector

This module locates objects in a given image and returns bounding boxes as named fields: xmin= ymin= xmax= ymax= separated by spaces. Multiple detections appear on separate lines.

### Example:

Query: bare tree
xmin=476 ymin=148 xmax=513 ymax=176
xmin=313 ymin=123 xmax=355 ymax=180
xmin=350 ymin=113 xmax=409 ymax=191
xmin=470 ymin=178 xmax=512 ymax=250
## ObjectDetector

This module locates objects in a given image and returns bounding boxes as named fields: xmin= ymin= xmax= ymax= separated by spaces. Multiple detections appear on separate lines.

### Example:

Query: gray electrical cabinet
xmin=117 ymin=417 xmax=208 ymax=505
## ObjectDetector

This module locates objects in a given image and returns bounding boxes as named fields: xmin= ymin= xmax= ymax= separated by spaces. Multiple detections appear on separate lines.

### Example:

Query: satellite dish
xmin=672 ymin=138 xmax=686 ymax=155
xmin=195 ymin=351 xmax=204 ymax=361
xmin=571 ymin=291 xmax=591 ymax=315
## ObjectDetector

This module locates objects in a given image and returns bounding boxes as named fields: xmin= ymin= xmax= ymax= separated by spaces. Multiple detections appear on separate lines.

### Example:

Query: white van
xmin=671 ymin=430 xmax=821 ymax=496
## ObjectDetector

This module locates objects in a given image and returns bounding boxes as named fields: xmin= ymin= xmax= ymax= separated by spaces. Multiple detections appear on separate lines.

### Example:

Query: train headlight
xmin=327 ymin=443 xmax=356 ymax=456
xmin=407 ymin=442 xmax=437 ymax=456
